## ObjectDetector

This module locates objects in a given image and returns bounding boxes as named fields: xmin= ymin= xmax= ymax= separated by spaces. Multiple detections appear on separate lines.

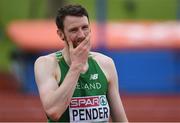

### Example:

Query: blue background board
xmin=99 ymin=49 xmax=180 ymax=94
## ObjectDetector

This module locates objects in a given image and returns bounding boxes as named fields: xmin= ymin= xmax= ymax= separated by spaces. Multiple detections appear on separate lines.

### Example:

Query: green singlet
xmin=48 ymin=51 xmax=110 ymax=122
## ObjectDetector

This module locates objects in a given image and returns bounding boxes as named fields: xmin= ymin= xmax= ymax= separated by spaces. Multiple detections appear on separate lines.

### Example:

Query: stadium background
xmin=0 ymin=0 xmax=180 ymax=122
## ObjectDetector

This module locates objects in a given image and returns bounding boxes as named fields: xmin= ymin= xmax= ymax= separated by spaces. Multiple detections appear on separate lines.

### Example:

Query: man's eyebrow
xmin=69 ymin=27 xmax=78 ymax=31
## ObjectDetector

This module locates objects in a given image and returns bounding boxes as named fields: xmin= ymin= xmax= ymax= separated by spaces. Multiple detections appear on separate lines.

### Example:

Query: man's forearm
xmin=44 ymin=64 xmax=82 ymax=120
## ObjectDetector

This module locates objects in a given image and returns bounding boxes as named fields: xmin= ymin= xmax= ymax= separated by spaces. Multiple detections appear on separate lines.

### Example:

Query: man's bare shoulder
xmin=34 ymin=52 xmax=58 ymax=70
xmin=34 ymin=52 xmax=61 ymax=85
xmin=90 ymin=51 xmax=114 ymax=65
xmin=35 ymin=53 xmax=57 ymax=64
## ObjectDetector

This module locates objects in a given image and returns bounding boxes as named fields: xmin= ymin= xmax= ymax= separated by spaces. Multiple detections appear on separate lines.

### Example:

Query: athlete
xmin=34 ymin=4 xmax=128 ymax=122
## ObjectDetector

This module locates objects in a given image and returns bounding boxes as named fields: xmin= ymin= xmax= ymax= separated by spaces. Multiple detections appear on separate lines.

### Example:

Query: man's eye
xmin=82 ymin=26 xmax=89 ymax=30
xmin=70 ymin=28 xmax=77 ymax=32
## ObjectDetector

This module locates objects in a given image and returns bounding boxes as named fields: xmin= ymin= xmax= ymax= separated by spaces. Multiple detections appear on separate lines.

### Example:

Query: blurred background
xmin=0 ymin=0 xmax=180 ymax=122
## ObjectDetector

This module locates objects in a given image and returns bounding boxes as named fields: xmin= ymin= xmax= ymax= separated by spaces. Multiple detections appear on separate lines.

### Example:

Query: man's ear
xmin=57 ymin=29 xmax=65 ymax=41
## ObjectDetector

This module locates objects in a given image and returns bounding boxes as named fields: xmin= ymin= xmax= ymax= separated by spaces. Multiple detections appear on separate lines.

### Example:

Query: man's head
xmin=56 ymin=4 xmax=89 ymax=31
xmin=56 ymin=4 xmax=91 ymax=48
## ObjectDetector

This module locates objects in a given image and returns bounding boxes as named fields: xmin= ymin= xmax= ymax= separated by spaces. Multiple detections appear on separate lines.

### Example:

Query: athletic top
xmin=48 ymin=51 xmax=110 ymax=122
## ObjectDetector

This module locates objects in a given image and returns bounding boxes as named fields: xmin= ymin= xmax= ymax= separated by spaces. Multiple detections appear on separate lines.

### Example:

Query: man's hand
xmin=68 ymin=35 xmax=90 ymax=72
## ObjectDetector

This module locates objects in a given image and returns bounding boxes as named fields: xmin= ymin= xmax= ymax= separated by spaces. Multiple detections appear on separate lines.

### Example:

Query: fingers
xmin=76 ymin=35 xmax=90 ymax=50
xmin=75 ymin=39 xmax=90 ymax=57
xmin=68 ymin=40 xmax=74 ymax=51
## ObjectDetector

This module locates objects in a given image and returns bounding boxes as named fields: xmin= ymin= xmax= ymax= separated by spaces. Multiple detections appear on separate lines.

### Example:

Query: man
xmin=34 ymin=4 xmax=128 ymax=122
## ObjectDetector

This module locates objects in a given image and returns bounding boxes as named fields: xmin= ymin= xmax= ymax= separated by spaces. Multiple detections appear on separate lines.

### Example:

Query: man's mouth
xmin=73 ymin=41 xmax=80 ymax=48
xmin=73 ymin=39 xmax=84 ymax=48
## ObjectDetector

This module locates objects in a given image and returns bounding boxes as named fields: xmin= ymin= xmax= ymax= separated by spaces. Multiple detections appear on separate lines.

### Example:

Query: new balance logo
xmin=90 ymin=74 xmax=98 ymax=80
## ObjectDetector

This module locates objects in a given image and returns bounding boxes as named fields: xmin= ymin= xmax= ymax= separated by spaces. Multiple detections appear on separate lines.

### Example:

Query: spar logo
xmin=69 ymin=95 xmax=110 ymax=122
xmin=70 ymin=96 xmax=99 ymax=108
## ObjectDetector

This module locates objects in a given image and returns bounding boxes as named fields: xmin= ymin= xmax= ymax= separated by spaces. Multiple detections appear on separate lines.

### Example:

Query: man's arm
xmin=107 ymin=59 xmax=128 ymax=122
xmin=34 ymin=56 xmax=81 ymax=121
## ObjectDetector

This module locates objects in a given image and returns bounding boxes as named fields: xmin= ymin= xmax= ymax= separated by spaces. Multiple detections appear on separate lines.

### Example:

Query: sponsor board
xmin=69 ymin=95 xmax=110 ymax=122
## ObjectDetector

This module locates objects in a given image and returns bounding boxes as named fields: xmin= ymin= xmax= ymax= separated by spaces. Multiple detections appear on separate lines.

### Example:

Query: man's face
xmin=62 ymin=16 xmax=90 ymax=48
